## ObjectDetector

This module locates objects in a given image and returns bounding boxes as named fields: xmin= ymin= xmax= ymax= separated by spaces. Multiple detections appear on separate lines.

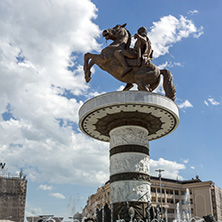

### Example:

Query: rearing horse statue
xmin=84 ymin=24 xmax=176 ymax=101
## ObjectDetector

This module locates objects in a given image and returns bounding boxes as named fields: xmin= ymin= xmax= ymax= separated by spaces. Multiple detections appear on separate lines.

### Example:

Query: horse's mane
xmin=125 ymin=29 xmax=131 ymax=49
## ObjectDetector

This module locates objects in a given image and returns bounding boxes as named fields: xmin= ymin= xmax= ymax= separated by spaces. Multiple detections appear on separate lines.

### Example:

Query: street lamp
xmin=155 ymin=169 xmax=164 ymax=220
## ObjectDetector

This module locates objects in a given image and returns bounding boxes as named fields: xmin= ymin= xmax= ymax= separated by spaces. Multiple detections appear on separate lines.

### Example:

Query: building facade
xmin=82 ymin=176 xmax=222 ymax=222
xmin=0 ymin=174 xmax=27 ymax=222
xmin=26 ymin=215 xmax=64 ymax=222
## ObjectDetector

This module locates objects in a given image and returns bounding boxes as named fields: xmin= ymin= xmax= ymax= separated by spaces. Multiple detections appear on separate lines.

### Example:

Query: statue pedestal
xmin=79 ymin=91 xmax=179 ymax=221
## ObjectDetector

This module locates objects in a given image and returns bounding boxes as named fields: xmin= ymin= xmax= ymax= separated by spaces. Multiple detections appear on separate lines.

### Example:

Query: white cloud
xmin=39 ymin=184 xmax=53 ymax=191
xmin=0 ymin=130 xmax=109 ymax=185
xmin=204 ymin=100 xmax=209 ymax=106
xmin=50 ymin=192 xmax=66 ymax=199
xmin=183 ymin=159 xmax=189 ymax=164
xmin=26 ymin=207 xmax=43 ymax=217
xmin=207 ymin=97 xmax=220 ymax=105
xmin=153 ymin=76 xmax=164 ymax=95
xmin=188 ymin=10 xmax=199 ymax=15
xmin=158 ymin=61 xmax=183 ymax=69
xmin=148 ymin=15 xmax=203 ymax=58
xmin=204 ymin=97 xmax=221 ymax=106
xmin=0 ymin=2 xmax=202 ymax=188
xmin=117 ymin=84 xmax=137 ymax=91
xmin=178 ymin=100 xmax=193 ymax=109
xmin=190 ymin=166 xmax=195 ymax=170
xmin=193 ymin=26 xmax=204 ymax=39
xmin=117 ymin=85 xmax=125 ymax=91
xmin=0 ymin=0 xmax=110 ymax=186
xmin=150 ymin=158 xmax=186 ymax=180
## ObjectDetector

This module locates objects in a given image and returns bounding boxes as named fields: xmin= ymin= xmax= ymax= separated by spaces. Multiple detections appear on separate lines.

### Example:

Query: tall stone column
xmin=79 ymin=91 xmax=179 ymax=222
xmin=109 ymin=125 xmax=150 ymax=221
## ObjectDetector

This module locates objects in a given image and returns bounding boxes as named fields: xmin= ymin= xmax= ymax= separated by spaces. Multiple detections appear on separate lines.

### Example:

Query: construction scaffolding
xmin=0 ymin=172 xmax=27 ymax=222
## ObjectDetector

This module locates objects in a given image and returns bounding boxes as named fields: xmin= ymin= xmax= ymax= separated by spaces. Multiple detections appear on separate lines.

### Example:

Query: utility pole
xmin=155 ymin=169 xmax=164 ymax=220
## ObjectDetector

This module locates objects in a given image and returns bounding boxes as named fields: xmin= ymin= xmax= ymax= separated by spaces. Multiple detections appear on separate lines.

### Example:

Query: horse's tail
xmin=160 ymin=69 xmax=176 ymax=101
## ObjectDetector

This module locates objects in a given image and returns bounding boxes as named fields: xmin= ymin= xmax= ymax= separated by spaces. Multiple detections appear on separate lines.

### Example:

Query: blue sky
xmin=0 ymin=0 xmax=222 ymax=221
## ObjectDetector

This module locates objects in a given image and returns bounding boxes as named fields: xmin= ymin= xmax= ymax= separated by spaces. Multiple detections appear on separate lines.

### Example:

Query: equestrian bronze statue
xmin=84 ymin=24 xmax=176 ymax=101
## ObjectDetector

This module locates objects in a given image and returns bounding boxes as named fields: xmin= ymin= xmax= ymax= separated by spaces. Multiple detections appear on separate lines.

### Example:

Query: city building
xmin=73 ymin=212 xmax=83 ymax=221
xmin=26 ymin=215 xmax=64 ymax=222
xmin=0 ymin=220 xmax=15 ymax=222
xmin=82 ymin=176 xmax=222 ymax=222
xmin=0 ymin=171 xmax=27 ymax=222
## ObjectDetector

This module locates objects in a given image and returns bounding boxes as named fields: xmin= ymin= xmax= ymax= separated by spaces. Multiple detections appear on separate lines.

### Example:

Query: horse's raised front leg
xmin=84 ymin=53 xmax=94 ymax=83
xmin=84 ymin=53 xmax=104 ymax=83
xmin=84 ymin=52 xmax=91 ymax=71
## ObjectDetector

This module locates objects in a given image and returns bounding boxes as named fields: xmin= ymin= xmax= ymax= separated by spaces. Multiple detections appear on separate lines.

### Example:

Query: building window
xmin=168 ymin=209 xmax=174 ymax=214
xmin=181 ymin=190 xmax=187 ymax=195
xmin=151 ymin=188 xmax=156 ymax=193
xmin=158 ymin=198 xmax=165 ymax=203
xmin=167 ymin=199 xmax=174 ymax=204
xmin=157 ymin=188 xmax=164 ymax=193
xmin=166 ymin=189 xmax=174 ymax=195
xmin=152 ymin=197 xmax=156 ymax=203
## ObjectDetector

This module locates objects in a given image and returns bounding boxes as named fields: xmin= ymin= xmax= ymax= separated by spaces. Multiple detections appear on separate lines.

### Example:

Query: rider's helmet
xmin=137 ymin=27 xmax=147 ymax=36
